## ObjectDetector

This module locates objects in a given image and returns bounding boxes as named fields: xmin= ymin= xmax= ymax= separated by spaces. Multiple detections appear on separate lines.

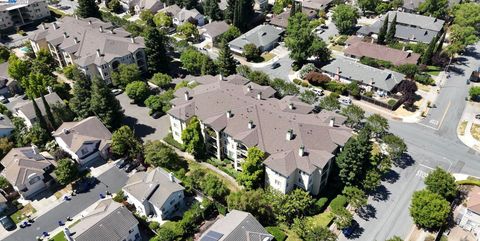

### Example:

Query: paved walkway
xmin=457 ymin=100 xmax=480 ymax=152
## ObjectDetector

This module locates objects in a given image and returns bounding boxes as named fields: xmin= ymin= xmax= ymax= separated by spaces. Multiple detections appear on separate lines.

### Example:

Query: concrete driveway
xmin=50 ymin=0 xmax=78 ymax=15
xmin=117 ymin=93 xmax=170 ymax=141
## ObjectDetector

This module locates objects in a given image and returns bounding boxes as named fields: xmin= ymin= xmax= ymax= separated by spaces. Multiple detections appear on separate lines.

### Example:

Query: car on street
xmin=476 ymin=114 xmax=480 ymax=119
xmin=124 ymin=161 xmax=139 ymax=173
xmin=0 ymin=216 xmax=16 ymax=231
xmin=115 ymin=158 xmax=127 ymax=169
xmin=151 ymin=111 xmax=162 ymax=119
xmin=74 ymin=177 xmax=97 ymax=193
xmin=271 ymin=62 xmax=281 ymax=69
xmin=111 ymin=89 xmax=123 ymax=96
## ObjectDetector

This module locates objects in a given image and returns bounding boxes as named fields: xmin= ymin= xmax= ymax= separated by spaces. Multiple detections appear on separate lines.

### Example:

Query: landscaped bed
xmin=471 ymin=123 xmax=480 ymax=141
xmin=10 ymin=203 xmax=36 ymax=224
xmin=458 ymin=121 xmax=468 ymax=136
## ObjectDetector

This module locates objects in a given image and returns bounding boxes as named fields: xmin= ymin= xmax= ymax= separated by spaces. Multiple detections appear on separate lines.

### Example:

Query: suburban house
xmin=0 ymin=0 xmax=50 ymax=30
xmin=456 ymin=186 xmax=480 ymax=239
xmin=65 ymin=198 xmax=141 ymax=241
xmin=161 ymin=4 xmax=205 ymax=26
xmin=0 ymin=146 xmax=55 ymax=199
xmin=0 ymin=114 xmax=14 ymax=137
xmin=269 ymin=10 xmax=290 ymax=29
xmin=299 ymin=0 xmax=333 ymax=11
xmin=200 ymin=21 xmax=230 ymax=44
xmin=402 ymin=0 xmax=460 ymax=12
xmin=123 ymin=167 xmax=185 ymax=222
xmin=0 ymin=77 xmax=20 ymax=98
xmin=357 ymin=11 xmax=445 ymax=43
xmin=168 ymin=74 xmax=352 ymax=195
xmin=120 ymin=0 xmax=164 ymax=14
xmin=29 ymin=17 xmax=147 ymax=83
xmin=199 ymin=210 xmax=273 ymax=241
xmin=229 ymin=24 xmax=284 ymax=55
xmin=344 ymin=36 xmax=421 ymax=66
xmin=211 ymin=0 xmax=266 ymax=11
xmin=321 ymin=57 xmax=406 ymax=95
xmin=10 ymin=92 xmax=63 ymax=128
xmin=53 ymin=116 xmax=112 ymax=167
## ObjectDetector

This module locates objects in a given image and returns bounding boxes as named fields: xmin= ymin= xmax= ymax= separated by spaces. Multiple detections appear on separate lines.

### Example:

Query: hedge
xmin=163 ymin=133 xmax=185 ymax=151
xmin=457 ymin=179 xmax=480 ymax=186
xmin=266 ymin=226 xmax=287 ymax=241
xmin=330 ymin=195 xmax=347 ymax=212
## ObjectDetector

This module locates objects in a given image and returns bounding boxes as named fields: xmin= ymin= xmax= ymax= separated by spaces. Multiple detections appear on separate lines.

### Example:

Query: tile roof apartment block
xmin=168 ymin=75 xmax=352 ymax=195
xmin=0 ymin=146 xmax=54 ymax=199
xmin=0 ymin=0 xmax=50 ymax=30
xmin=123 ymin=167 xmax=185 ymax=222
xmin=357 ymin=11 xmax=445 ymax=43
xmin=11 ymin=92 xmax=64 ymax=128
xmin=199 ymin=210 xmax=273 ymax=241
xmin=321 ymin=57 xmax=406 ymax=95
xmin=53 ymin=116 xmax=112 ymax=167
xmin=65 ymin=198 xmax=141 ymax=241
xmin=229 ymin=25 xmax=284 ymax=55
xmin=402 ymin=0 xmax=460 ymax=12
xmin=29 ymin=17 xmax=147 ymax=83
xmin=344 ymin=36 xmax=420 ymax=66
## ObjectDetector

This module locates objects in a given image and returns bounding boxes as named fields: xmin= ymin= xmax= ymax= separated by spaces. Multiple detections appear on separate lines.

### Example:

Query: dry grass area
xmin=416 ymin=83 xmax=432 ymax=92
xmin=261 ymin=52 xmax=276 ymax=62
xmin=458 ymin=121 xmax=468 ymax=136
xmin=54 ymin=184 xmax=73 ymax=199
xmin=471 ymin=124 xmax=480 ymax=141
xmin=330 ymin=44 xmax=344 ymax=52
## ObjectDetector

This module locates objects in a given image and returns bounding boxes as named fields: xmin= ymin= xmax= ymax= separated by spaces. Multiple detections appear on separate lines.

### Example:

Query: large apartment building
xmin=168 ymin=75 xmax=352 ymax=195
xmin=0 ymin=0 xmax=50 ymax=30
xmin=29 ymin=16 xmax=146 ymax=83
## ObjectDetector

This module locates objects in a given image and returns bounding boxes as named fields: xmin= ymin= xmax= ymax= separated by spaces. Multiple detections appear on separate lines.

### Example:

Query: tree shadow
xmin=463 ymin=46 xmax=480 ymax=60
xmin=448 ymin=65 xmax=465 ymax=76
xmin=394 ymin=153 xmax=415 ymax=169
xmin=371 ymin=185 xmax=391 ymax=202
xmin=132 ymin=123 xmax=156 ymax=139
xmin=381 ymin=169 xmax=400 ymax=184
xmin=344 ymin=220 xmax=365 ymax=239
xmin=357 ymin=204 xmax=377 ymax=221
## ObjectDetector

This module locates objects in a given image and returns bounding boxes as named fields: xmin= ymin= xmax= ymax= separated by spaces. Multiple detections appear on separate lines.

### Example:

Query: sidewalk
xmin=457 ymin=101 xmax=480 ymax=152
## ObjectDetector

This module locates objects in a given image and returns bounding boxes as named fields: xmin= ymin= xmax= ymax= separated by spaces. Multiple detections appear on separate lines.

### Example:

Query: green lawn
xmin=425 ymin=66 xmax=441 ymax=76
xmin=49 ymin=231 xmax=67 ymax=241
xmin=309 ymin=211 xmax=334 ymax=227
xmin=10 ymin=204 xmax=36 ymax=224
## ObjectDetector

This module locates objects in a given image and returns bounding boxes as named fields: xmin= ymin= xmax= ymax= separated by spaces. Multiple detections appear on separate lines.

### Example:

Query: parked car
xmin=115 ymin=158 xmax=127 ymax=169
xmin=124 ymin=162 xmax=139 ymax=173
xmin=271 ymin=62 xmax=281 ymax=69
xmin=340 ymin=97 xmax=352 ymax=105
xmin=0 ymin=96 xmax=8 ymax=104
xmin=309 ymin=87 xmax=324 ymax=96
xmin=111 ymin=89 xmax=123 ymax=96
xmin=74 ymin=177 xmax=97 ymax=193
xmin=0 ymin=216 xmax=16 ymax=231
xmin=476 ymin=114 xmax=480 ymax=120
xmin=150 ymin=111 xmax=162 ymax=119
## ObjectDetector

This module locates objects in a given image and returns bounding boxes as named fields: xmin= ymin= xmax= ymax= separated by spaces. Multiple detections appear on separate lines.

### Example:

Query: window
xmin=28 ymin=176 xmax=41 ymax=185
xmin=274 ymin=180 xmax=280 ymax=185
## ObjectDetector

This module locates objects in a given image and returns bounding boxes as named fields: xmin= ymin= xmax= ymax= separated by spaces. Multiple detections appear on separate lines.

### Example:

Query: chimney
xmin=371 ymin=38 xmax=374 ymax=43
xmin=47 ymin=86 xmax=53 ymax=93
xmin=99 ymin=26 xmax=103 ymax=33
xmin=370 ymin=78 xmax=375 ymax=85
xmin=248 ymin=120 xmax=254 ymax=129
xmin=219 ymin=74 xmax=224 ymax=81
xmin=402 ymin=46 xmax=406 ymax=51
xmin=75 ymin=15 xmax=78 ymax=20
xmin=226 ymin=110 xmax=232 ymax=118
xmin=434 ymin=17 xmax=437 ymax=22
xmin=96 ymin=49 xmax=101 ymax=57
xmin=88 ymin=20 xmax=92 ymax=25
xmin=110 ymin=29 xmax=115 ymax=34
xmin=247 ymin=85 xmax=252 ymax=92
xmin=288 ymin=103 xmax=294 ymax=110
xmin=256 ymin=91 xmax=262 ymax=100
xmin=424 ymin=31 xmax=428 ymax=36
xmin=130 ymin=37 xmax=135 ymax=43
xmin=184 ymin=91 xmax=190 ymax=101
xmin=51 ymin=22 xmax=58 ymax=30
xmin=286 ymin=129 xmax=293 ymax=140
xmin=329 ymin=117 xmax=335 ymax=127
xmin=62 ymin=128 xmax=70 ymax=134
xmin=298 ymin=145 xmax=305 ymax=157
xmin=336 ymin=67 xmax=340 ymax=75
xmin=31 ymin=144 xmax=39 ymax=155
xmin=169 ymin=172 xmax=174 ymax=182
xmin=63 ymin=32 xmax=68 ymax=38
xmin=41 ymin=22 xmax=46 ymax=30
xmin=73 ymin=37 xmax=79 ymax=44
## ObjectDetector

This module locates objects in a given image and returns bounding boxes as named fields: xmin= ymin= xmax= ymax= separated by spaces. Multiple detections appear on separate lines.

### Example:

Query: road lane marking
xmin=416 ymin=170 xmax=428 ymax=179
xmin=419 ymin=164 xmax=435 ymax=170
xmin=437 ymin=101 xmax=451 ymax=130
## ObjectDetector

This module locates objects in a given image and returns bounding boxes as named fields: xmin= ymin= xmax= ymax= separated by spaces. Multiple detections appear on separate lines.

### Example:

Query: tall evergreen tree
xmin=69 ymin=71 xmax=92 ymax=118
xmin=31 ymin=97 xmax=48 ymax=131
xmin=377 ymin=14 xmax=388 ymax=44
xmin=40 ymin=92 xmax=57 ymax=131
xmin=182 ymin=0 xmax=197 ymax=9
xmin=422 ymin=36 xmax=438 ymax=65
xmin=145 ymin=25 xmax=169 ymax=75
xmin=217 ymin=41 xmax=236 ymax=76
xmin=76 ymin=0 xmax=101 ymax=18
xmin=386 ymin=14 xmax=397 ymax=43
xmin=435 ymin=31 xmax=446 ymax=54
xmin=90 ymin=77 xmax=124 ymax=130
xmin=204 ymin=0 xmax=222 ymax=21
xmin=225 ymin=0 xmax=236 ymax=21
xmin=232 ymin=0 xmax=254 ymax=32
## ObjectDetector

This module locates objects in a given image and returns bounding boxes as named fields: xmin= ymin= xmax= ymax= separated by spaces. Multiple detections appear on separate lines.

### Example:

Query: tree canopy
xmin=332 ymin=4 xmax=359 ymax=34
xmin=111 ymin=125 xmax=142 ymax=158
xmin=181 ymin=116 xmax=206 ymax=159
xmin=410 ymin=189 xmax=450 ymax=230
xmin=237 ymin=147 xmax=265 ymax=189
xmin=54 ymin=158 xmax=79 ymax=185
xmin=90 ymin=77 xmax=123 ymax=130
xmin=126 ymin=81 xmax=151 ymax=104
xmin=424 ymin=167 xmax=458 ymax=200
xmin=76 ymin=0 xmax=101 ymax=18
xmin=111 ymin=64 xmax=142 ymax=88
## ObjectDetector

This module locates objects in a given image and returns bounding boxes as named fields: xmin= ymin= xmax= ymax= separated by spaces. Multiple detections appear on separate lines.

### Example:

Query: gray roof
xmin=161 ymin=4 xmax=182 ymax=16
xmin=30 ymin=17 xmax=145 ymax=67
xmin=321 ymin=57 xmax=405 ymax=92
xmin=302 ymin=0 xmax=333 ymax=10
xmin=357 ymin=11 xmax=445 ymax=43
xmin=201 ymin=21 xmax=230 ymax=39
xmin=402 ymin=0 xmax=460 ymax=10
xmin=71 ymin=199 xmax=139 ymax=241
xmin=123 ymin=167 xmax=184 ymax=209
xmin=0 ymin=147 xmax=52 ymax=188
xmin=199 ymin=210 xmax=273 ymax=241
xmin=229 ymin=25 xmax=284 ymax=50
xmin=269 ymin=11 xmax=290 ymax=29
xmin=52 ymin=116 xmax=112 ymax=154
xmin=14 ymin=92 xmax=63 ymax=121
xmin=0 ymin=114 xmax=13 ymax=130
xmin=168 ymin=75 xmax=352 ymax=176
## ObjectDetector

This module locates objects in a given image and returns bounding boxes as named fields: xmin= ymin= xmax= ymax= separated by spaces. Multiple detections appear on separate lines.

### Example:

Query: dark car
xmin=74 ymin=177 xmax=97 ymax=193
xmin=151 ymin=111 xmax=162 ymax=119
xmin=271 ymin=62 xmax=281 ymax=69
xmin=0 ymin=216 xmax=16 ymax=231
xmin=115 ymin=158 xmax=127 ymax=169
xmin=476 ymin=114 xmax=480 ymax=119
xmin=124 ymin=162 xmax=139 ymax=173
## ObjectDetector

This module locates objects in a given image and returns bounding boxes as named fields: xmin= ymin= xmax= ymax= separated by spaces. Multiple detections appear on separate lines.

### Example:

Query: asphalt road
xmin=339 ymin=43 xmax=480 ymax=241
xmin=252 ymin=54 xmax=294 ymax=81
xmin=4 ymin=167 xmax=128 ymax=241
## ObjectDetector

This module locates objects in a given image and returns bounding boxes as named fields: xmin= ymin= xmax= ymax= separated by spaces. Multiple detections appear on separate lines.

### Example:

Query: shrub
xmin=470 ymin=87 xmax=480 ymax=101
xmin=330 ymin=195 xmax=347 ymax=212
xmin=336 ymin=35 xmax=349 ymax=46
xmin=305 ymin=72 xmax=331 ymax=86
xmin=364 ymin=91 xmax=374 ymax=97
xmin=266 ymin=226 xmax=287 ymax=241
xmin=414 ymin=73 xmax=435 ymax=85
xmin=457 ymin=179 xmax=480 ymax=186
xmin=293 ymin=79 xmax=303 ymax=85
xmin=163 ymin=133 xmax=185 ymax=151
xmin=299 ymin=63 xmax=318 ymax=79
xmin=315 ymin=197 xmax=329 ymax=212
xmin=215 ymin=202 xmax=227 ymax=215
xmin=301 ymin=82 xmax=310 ymax=87
xmin=149 ymin=221 xmax=160 ymax=231
xmin=323 ymin=81 xmax=347 ymax=94
xmin=113 ymin=190 xmax=125 ymax=203
xmin=387 ymin=99 xmax=397 ymax=106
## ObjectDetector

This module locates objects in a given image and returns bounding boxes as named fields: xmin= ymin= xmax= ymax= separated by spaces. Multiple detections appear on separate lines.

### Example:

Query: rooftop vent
xmin=248 ymin=120 xmax=254 ymax=129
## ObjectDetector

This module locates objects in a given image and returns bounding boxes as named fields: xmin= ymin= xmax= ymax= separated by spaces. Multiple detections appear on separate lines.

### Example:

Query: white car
xmin=340 ymin=97 xmax=352 ymax=105
xmin=310 ymin=88 xmax=324 ymax=96
xmin=111 ymin=89 xmax=123 ymax=96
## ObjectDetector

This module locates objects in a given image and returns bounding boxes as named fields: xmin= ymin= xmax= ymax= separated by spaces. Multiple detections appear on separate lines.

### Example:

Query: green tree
xmin=377 ymin=13 xmax=389 ymax=44
xmin=107 ymin=0 xmax=122 ymax=13
xmin=247 ymin=71 xmax=270 ymax=85
xmin=150 ymin=73 xmax=172 ymax=88
xmin=318 ymin=93 xmax=340 ymax=111
xmin=26 ymin=123 xmax=50 ymax=147
xmin=144 ymin=95 xmax=163 ymax=113
xmin=140 ymin=9 xmax=154 ymax=22
xmin=243 ymin=43 xmax=260 ymax=62
xmin=382 ymin=134 xmax=407 ymax=160
xmin=180 ymin=48 xmax=207 ymax=75
xmin=54 ymin=158 xmax=79 ymax=185
xmin=227 ymin=189 xmax=274 ymax=224
xmin=0 ymin=176 xmax=11 ymax=190
xmin=24 ymin=72 xmax=55 ymax=98
xmin=0 ymin=46 xmax=9 ymax=63
xmin=366 ymin=114 xmax=389 ymax=137
xmin=224 ymin=0 xmax=236 ymax=21
xmin=418 ymin=0 xmax=448 ymax=18
xmin=145 ymin=25 xmax=169 ymax=74
xmin=421 ymin=36 xmax=437 ymax=65
xmin=220 ymin=26 xmax=241 ymax=43
xmin=267 ymin=188 xmax=315 ymax=223
xmin=232 ymin=0 xmax=254 ymax=31
xmin=90 ymin=77 xmax=124 ymax=129
xmin=303 ymin=225 xmax=337 ymax=241
xmin=126 ymin=81 xmax=150 ymax=104
xmin=386 ymin=14 xmax=397 ymax=43
xmin=470 ymin=86 xmax=480 ymax=101
xmin=395 ymin=63 xmax=419 ymax=79
xmin=270 ymin=78 xmax=300 ymax=97
xmin=216 ymin=41 xmax=237 ymax=77
xmin=424 ymin=167 xmax=458 ymax=200
xmin=0 ymin=138 xmax=13 ymax=160
xmin=358 ymin=0 xmax=380 ymax=14
xmin=342 ymin=186 xmax=368 ymax=210
xmin=237 ymin=147 xmax=265 ymax=189
xmin=111 ymin=125 xmax=142 ymax=158
xmin=7 ymin=55 xmax=30 ymax=85
xmin=40 ymin=92 xmax=57 ymax=130
xmin=200 ymin=173 xmax=230 ymax=201
xmin=111 ymin=64 xmax=142 ymax=88
xmin=410 ymin=189 xmax=450 ymax=230
xmin=300 ymin=90 xmax=318 ymax=104
xmin=201 ymin=55 xmax=217 ymax=75
xmin=332 ymin=4 xmax=359 ymax=34
xmin=153 ymin=12 xmax=173 ymax=28
xmin=31 ymin=49 xmax=56 ymax=77
xmin=69 ymin=71 xmax=92 ymax=118
xmin=336 ymin=132 xmax=372 ymax=186
xmin=177 ymin=22 xmax=200 ymax=42
xmin=76 ymin=0 xmax=101 ymax=18
xmin=362 ymin=168 xmax=382 ymax=192
xmin=203 ymin=0 xmax=222 ymax=20
xmin=181 ymin=116 xmax=206 ymax=159
xmin=144 ymin=140 xmax=184 ymax=171
xmin=31 ymin=96 xmax=48 ymax=130
xmin=341 ymin=104 xmax=365 ymax=129
xmin=333 ymin=207 xmax=353 ymax=229
xmin=51 ymin=103 xmax=76 ymax=125
xmin=452 ymin=3 xmax=480 ymax=31
xmin=435 ymin=32 xmax=446 ymax=54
